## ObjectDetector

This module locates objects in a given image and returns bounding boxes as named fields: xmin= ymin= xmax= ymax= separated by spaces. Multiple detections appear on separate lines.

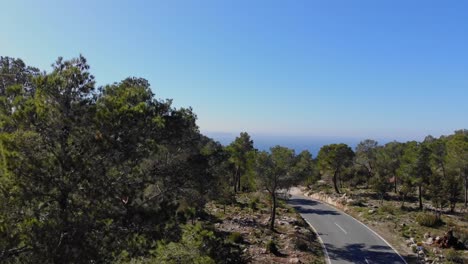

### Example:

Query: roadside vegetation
xmin=206 ymin=192 xmax=325 ymax=263
xmin=0 ymin=56 xmax=321 ymax=263
xmin=303 ymin=133 xmax=468 ymax=263
xmin=0 ymin=55 xmax=465 ymax=263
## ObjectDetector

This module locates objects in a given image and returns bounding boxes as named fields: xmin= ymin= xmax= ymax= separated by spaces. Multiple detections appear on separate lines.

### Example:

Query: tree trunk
xmin=237 ymin=168 xmax=241 ymax=192
xmin=270 ymin=192 xmax=277 ymax=230
xmin=418 ymin=185 xmax=423 ymax=210
xmin=394 ymin=175 xmax=397 ymax=193
xmin=450 ymin=201 xmax=456 ymax=213
xmin=233 ymin=166 xmax=238 ymax=192
xmin=332 ymin=170 xmax=340 ymax=194
xmin=464 ymin=168 xmax=467 ymax=207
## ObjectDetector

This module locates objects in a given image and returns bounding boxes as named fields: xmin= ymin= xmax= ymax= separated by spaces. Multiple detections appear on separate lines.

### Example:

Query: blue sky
xmin=1 ymin=0 xmax=467 ymax=145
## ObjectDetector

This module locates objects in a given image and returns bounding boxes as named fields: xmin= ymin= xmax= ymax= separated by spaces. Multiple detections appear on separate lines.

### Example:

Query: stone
xmin=368 ymin=209 xmax=375 ymax=214
xmin=288 ymin=257 xmax=300 ymax=263
xmin=424 ymin=232 xmax=431 ymax=239
xmin=424 ymin=237 xmax=434 ymax=245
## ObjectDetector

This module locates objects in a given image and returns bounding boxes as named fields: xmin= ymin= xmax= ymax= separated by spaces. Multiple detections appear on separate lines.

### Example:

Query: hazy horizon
xmin=203 ymin=130 xmax=460 ymax=155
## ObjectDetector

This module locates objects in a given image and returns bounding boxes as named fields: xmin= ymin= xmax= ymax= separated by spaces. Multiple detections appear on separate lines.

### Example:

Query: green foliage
xmin=227 ymin=132 xmax=255 ymax=192
xmin=0 ymin=56 xmax=229 ymax=263
xmin=378 ymin=204 xmax=396 ymax=215
xmin=151 ymin=223 xmax=216 ymax=264
xmin=415 ymin=213 xmax=443 ymax=227
xmin=255 ymin=146 xmax=298 ymax=230
xmin=445 ymin=248 xmax=463 ymax=263
xmin=227 ymin=232 xmax=243 ymax=244
xmin=248 ymin=196 xmax=259 ymax=210
xmin=294 ymin=238 xmax=308 ymax=251
xmin=317 ymin=143 xmax=354 ymax=193
xmin=453 ymin=227 xmax=468 ymax=247
xmin=370 ymin=174 xmax=389 ymax=201
xmin=293 ymin=150 xmax=318 ymax=185
xmin=265 ymin=239 xmax=278 ymax=254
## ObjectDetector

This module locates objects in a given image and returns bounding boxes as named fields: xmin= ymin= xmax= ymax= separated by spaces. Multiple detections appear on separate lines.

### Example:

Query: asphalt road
xmin=288 ymin=194 xmax=407 ymax=264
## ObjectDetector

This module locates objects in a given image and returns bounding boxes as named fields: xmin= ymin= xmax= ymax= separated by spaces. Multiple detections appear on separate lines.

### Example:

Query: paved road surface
xmin=288 ymin=194 xmax=407 ymax=264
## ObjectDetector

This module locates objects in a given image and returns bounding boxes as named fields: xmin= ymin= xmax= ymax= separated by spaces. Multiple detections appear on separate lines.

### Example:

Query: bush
xmin=248 ymin=197 xmax=259 ymax=210
xmin=445 ymin=248 xmax=463 ymax=263
xmin=415 ymin=213 xmax=443 ymax=227
xmin=294 ymin=238 xmax=308 ymax=251
xmin=152 ymin=223 xmax=216 ymax=264
xmin=453 ymin=227 xmax=468 ymax=249
xmin=227 ymin=232 xmax=243 ymax=244
xmin=379 ymin=204 xmax=396 ymax=215
xmin=266 ymin=239 xmax=278 ymax=255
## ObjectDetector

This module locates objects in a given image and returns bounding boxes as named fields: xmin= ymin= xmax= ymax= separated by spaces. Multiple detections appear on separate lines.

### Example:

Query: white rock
xmin=288 ymin=257 xmax=300 ymax=263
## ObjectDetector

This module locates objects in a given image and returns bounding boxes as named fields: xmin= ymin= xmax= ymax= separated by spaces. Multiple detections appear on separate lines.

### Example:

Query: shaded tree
xmin=317 ymin=144 xmax=354 ymax=194
xmin=255 ymin=146 xmax=296 ymax=230
xmin=227 ymin=132 xmax=254 ymax=192
xmin=355 ymin=139 xmax=378 ymax=188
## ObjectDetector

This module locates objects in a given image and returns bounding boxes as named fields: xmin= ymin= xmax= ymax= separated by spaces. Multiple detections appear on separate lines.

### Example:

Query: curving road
xmin=288 ymin=194 xmax=407 ymax=264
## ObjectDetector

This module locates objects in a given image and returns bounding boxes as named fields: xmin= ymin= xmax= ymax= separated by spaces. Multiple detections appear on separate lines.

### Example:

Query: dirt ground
xmin=205 ymin=192 xmax=325 ymax=264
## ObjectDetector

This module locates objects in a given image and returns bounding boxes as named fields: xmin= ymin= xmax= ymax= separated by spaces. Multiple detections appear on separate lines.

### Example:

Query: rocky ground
xmin=205 ymin=192 xmax=325 ymax=264
xmin=297 ymin=186 xmax=468 ymax=264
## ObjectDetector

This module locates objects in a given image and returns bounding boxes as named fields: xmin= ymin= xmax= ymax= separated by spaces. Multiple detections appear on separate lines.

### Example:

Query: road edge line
xmin=300 ymin=216 xmax=331 ymax=264
xmin=306 ymin=195 xmax=408 ymax=264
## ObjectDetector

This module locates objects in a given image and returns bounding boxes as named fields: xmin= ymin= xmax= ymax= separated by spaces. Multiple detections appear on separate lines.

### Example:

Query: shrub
xmin=294 ymin=238 xmax=308 ymax=251
xmin=248 ymin=197 xmax=259 ymax=210
xmin=379 ymin=204 xmax=396 ymax=215
xmin=227 ymin=232 xmax=243 ymax=244
xmin=152 ymin=223 xmax=216 ymax=264
xmin=266 ymin=239 xmax=278 ymax=254
xmin=415 ymin=213 xmax=443 ymax=227
xmin=445 ymin=248 xmax=463 ymax=263
xmin=453 ymin=227 xmax=468 ymax=249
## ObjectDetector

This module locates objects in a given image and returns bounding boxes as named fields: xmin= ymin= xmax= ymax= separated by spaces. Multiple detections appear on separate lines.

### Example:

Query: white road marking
xmin=334 ymin=222 xmax=348 ymax=234
xmin=365 ymin=258 xmax=370 ymax=264
xmin=305 ymin=196 xmax=408 ymax=264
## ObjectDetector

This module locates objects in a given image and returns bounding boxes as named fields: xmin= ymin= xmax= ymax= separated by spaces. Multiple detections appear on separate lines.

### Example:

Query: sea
xmin=204 ymin=132 xmax=382 ymax=156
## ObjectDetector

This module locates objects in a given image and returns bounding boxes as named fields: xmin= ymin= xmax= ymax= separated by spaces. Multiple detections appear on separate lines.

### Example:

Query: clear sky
xmin=1 ymin=0 xmax=467 ymax=143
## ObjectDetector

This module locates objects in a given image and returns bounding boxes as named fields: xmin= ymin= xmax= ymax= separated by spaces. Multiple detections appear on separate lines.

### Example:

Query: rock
xmin=424 ymin=237 xmax=434 ymax=245
xmin=406 ymin=239 xmax=414 ymax=246
xmin=424 ymin=232 xmax=431 ymax=239
xmin=368 ymin=209 xmax=375 ymax=214
xmin=294 ymin=225 xmax=301 ymax=230
xmin=288 ymin=257 xmax=300 ymax=263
